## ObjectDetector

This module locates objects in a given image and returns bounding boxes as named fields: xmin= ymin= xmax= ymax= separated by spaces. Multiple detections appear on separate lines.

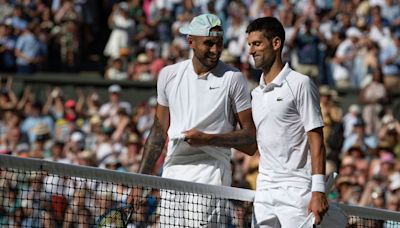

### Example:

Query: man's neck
xmin=191 ymin=57 xmax=215 ymax=75
xmin=263 ymin=61 xmax=284 ymax=84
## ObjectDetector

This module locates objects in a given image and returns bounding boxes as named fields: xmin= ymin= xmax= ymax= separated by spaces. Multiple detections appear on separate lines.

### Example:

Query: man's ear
xmin=272 ymin=37 xmax=281 ymax=51
xmin=188 ymin=36 xmax=194 ymax=48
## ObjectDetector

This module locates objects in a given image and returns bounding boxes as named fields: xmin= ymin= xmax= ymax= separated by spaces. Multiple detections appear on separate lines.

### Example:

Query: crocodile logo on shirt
xmin=209 ymin=86 xmax=220 ymax=90
xmin=277 ymin=97 xmax=283 ymax=101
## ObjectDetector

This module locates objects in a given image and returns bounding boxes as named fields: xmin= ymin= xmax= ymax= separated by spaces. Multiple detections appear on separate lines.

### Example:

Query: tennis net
xmin=0 ymin=154 xmax=399 ymax=227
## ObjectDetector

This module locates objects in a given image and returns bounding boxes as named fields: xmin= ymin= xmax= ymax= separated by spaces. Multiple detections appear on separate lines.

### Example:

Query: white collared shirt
xmin=251 ymin=63 xmax=323 ymax=190
xmin=157 ymin=59 xmax=251 ymax=177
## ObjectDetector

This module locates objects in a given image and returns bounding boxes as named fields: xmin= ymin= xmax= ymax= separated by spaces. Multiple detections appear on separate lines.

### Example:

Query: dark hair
xmin=246 ymin=17 xmax=285 ymax=46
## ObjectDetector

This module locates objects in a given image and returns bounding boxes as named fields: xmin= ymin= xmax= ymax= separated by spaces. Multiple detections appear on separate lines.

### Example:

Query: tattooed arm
xmin=184 ymin=108 xmax=257 ymax=155
xmin=138 ymin=104 xmax=170 ymax=175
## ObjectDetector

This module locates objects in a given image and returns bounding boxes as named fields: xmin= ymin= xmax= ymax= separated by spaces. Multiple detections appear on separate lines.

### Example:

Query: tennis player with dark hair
xmin=138 ymin=13 xmax=257 ymax=226
xmin=247 ymin=17 xmax=329 ymax=227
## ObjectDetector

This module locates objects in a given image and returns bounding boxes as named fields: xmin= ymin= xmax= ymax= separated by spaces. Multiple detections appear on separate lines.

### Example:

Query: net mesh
xmin=0 ymin=155 xmax=399 ymax=228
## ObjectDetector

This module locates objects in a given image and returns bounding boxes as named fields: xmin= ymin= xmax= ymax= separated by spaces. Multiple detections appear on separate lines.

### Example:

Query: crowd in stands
xmin=0 ymin=0 xmax=398 ymax=89
xmin=0 ymin=0 xmax=400 ymax=226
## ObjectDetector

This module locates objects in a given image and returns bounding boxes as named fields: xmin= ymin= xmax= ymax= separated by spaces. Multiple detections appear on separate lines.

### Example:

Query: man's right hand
xmin=308 ymin=192 xmax=329 ymax=225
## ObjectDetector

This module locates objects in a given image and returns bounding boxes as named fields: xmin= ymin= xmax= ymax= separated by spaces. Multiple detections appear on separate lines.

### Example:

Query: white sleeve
xmin=229 ymin=72 xmax=251 ymax=113
xmin=297 ymin=77 xmax=324 ymax=132
xmin=157 ymin=66 xmax=171 ymax=107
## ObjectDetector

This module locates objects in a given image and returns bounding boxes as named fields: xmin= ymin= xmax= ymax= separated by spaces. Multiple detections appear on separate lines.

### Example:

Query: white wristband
xmin=311 ymin=174 xmax=325 ymax=193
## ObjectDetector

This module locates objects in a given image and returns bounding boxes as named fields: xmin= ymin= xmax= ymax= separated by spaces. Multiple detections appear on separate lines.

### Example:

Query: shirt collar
xmin=258 ymin=63 xmax=291 ymax=92
xmin=189 ymin=59 xmax=216 ymax=80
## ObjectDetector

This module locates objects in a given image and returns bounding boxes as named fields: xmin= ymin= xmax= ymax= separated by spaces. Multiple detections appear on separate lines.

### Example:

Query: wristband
xmin=311 ymin=174 xmax=325 ymax=193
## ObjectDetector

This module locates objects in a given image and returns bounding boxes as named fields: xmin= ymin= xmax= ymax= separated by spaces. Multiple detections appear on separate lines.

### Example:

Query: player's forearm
xmin=208 ymin=129 xmax=257 ymax=155
xmin=308 ymin=128 xmax=326 ymax=175
xmin=138 ymin=117 xmax=167 ymax=175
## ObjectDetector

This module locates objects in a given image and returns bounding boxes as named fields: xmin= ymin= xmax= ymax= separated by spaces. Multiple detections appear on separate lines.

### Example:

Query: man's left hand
xmin=308 ymin=192 xmax=329 ymax=225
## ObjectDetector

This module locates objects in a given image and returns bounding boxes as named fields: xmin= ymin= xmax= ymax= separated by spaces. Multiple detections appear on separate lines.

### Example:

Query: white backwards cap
xmin=179 ymin=14 xmax=223 ymax=37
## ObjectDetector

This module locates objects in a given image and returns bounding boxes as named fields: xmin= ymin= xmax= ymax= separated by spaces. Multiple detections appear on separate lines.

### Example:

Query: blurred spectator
xmin=63 ymin=189 xmax=94 ymax=227
xmin=342 ymin=118 xmax=378 ymax=154
xmin=144 ymin=41 xmax=165 ymax=78
xmin=0 ymin=77 xmax=18 ymax=110
xmin=10 ymin=5 xmax=28 ymax=34
xmin=129 ymin=53 xmax=153 ymax=81
xmin=103 ymin=2 xmax=134 ymax=60
xmin=0 ymin=23 xmax=16 ymax=72
xmin=0 ymin=0 xmax=13 ymax=23
xmin=20 ymin=100 xmax=54 ymax=143
xmin=359 ymin=67 xmax=388 ymax=136
xmin=99 ymin=84 xmax=132 ymax=131
xmin=380 ymin=30 xmax=400 ymax=92
xmin=319 ymin=86 xmax=343 ymax=152
xmin=289 ymin=17 xmax=322 ymax=82
xmin=14 ymin=23 xmax=46 ymax=74
xmin=331 ymin=27 xmax=362 ymax=87
xmin=0 ymin=0 xmax=400 ymax=219
xmin=104 ymin=58 xmax=128 ymax=80
xmin=43 ymin=87 xmax=65 ymax=120
xmin=343 ymin=104 xmax=362 ymax=138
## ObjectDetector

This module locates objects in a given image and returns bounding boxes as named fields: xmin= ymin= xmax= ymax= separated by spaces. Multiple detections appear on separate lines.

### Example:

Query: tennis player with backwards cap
xmin=246 ymin=17 xmax=330 ymax=227
xmin=138 ymin=13 xmax=257 ymax=227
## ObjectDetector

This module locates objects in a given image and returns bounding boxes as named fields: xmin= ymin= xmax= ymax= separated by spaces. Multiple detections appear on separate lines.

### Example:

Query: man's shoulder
xmin=286 ymin=68 xmax=312 ymax=84
xmin=159 ymin=60 xmax=190 ymax=78
xmin=217 ymin=61 xmax=240 ymax=73
xmin=213 ymin=61 xmax=242 ymax=79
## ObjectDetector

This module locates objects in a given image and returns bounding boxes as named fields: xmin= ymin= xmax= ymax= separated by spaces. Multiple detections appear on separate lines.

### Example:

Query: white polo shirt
xmin=157 ymin=59 xmax=251 ymax=183
xmin=251 ymin=63 xmax=323 ymax=190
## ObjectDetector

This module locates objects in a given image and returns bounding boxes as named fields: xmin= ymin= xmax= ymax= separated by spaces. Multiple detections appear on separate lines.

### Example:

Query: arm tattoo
xmin=208 ymin=129 xmax=256 ymax=147
xmin=138 ymin=116 xmax=166 ymax=174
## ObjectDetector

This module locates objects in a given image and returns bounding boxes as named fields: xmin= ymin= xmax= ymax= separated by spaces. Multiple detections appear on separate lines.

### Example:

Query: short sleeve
xmin=157 ymin=67 xmax=170 ymax=107
xmin=229 ymin=72 xmax=251 ymax=113
xmin=297 ymin=77 xmax=324 ymax=132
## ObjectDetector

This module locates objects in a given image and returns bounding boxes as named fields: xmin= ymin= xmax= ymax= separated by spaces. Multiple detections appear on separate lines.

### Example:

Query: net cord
xmin=1 ymin=154 xmax=400 ymax=223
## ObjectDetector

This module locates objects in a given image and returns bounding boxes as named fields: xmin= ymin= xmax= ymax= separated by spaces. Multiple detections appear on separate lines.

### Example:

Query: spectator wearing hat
xmin=30 ymin=123 xmax=52 ymax=159
xmin=369 ymin=142 xmax=396 ymax=177
xmin=76 ymin=149 xmax=97 ymax=167
xmin=104 ymin=58 xmax=128 ymax=80
xmin=99 ymin=84 xmax=132 ymax=132
xmin=21 ymin=100 xmax=54 ymax=143
xmin=129 ymin=53 xmax=153 ymax=81
xmin=336 ymin=175 xmax=361 ymax=205
xmin=342 ymin=118 xmax=378 ymax=153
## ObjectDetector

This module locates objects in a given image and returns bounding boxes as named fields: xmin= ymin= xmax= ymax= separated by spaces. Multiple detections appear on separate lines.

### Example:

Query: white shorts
xmin=252 ymin=187 xmax=347 ymax=228
xmin=253 ymin=186 xmax=310 ymax=228
xmin=159 ymin=160 xmax=231 ymax=227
